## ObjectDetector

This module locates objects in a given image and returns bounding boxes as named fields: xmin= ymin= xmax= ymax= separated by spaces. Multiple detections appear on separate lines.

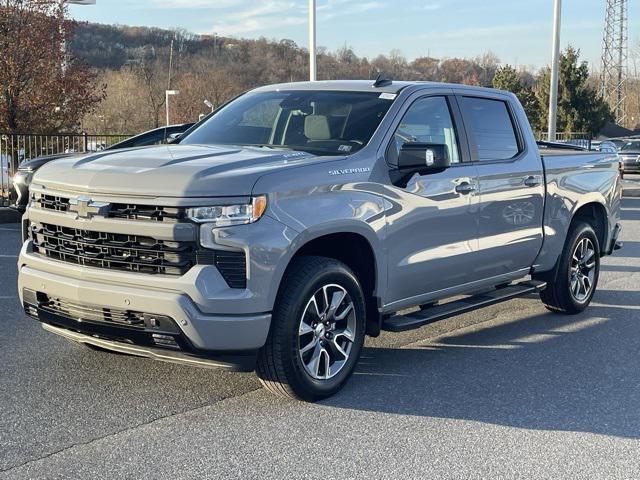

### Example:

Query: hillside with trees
xmin=0 ymin=1 xmax=627 ymax=138
xmin=69 ymin=23 xmax=619 ymax=138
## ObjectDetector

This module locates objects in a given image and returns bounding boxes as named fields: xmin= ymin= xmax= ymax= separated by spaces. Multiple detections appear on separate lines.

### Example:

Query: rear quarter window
xmin=460 ymin=97 xmax=520 ymax=161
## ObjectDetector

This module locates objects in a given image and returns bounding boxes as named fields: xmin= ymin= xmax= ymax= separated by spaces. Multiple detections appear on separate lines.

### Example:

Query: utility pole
xmin=601 ymin=0 xmax=628 ymax=125
xmin=308 ymin=0 xmax=316 ymax=81
xmin=547 ymin=0 xmax=562 ymax=142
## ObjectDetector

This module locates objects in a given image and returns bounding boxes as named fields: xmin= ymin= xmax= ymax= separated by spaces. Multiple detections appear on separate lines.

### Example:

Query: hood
xmin=33 ymin=144 xmax=333 ymax=198
xmin=19 ymin=153 xmax=81 ymax=171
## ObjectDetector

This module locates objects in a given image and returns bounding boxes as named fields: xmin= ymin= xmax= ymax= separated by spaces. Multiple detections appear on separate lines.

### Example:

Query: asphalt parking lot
xmin=1 ymin=198 xmax=640 ymax=479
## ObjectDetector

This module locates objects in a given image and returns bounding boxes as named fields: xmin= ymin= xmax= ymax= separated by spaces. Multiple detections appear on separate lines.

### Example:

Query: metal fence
xmin=535 ymin=131 xmax=592 ymax=150
xmin=1 ymin=133 xmax=130 ymax=206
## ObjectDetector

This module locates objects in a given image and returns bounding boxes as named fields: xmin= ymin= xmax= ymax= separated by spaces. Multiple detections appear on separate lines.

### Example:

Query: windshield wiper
xmin=248 ymin=144 xmax=344 ymax=156
xmin=248 ymin=144 xmax=294 ymax=150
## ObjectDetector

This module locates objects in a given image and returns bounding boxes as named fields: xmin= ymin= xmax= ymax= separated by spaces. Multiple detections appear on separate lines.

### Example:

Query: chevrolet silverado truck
xmin=18 ymin=80 xmax=622 ymax=401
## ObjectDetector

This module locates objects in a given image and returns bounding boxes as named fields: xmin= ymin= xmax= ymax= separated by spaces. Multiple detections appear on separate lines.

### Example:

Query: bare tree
xmin=0 ymin=0 xmax=103 ymax=132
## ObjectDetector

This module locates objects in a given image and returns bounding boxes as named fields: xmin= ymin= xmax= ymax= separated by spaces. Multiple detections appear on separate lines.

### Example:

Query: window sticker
xmin=379 ymin=93 xmax=397 ymax=100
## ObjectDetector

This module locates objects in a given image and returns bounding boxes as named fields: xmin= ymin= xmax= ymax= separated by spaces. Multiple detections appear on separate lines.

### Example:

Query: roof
xmin=251 ymin=80 xmax=413 ymax=94
xmin=251 ymin=80 xmax=512 ymax=98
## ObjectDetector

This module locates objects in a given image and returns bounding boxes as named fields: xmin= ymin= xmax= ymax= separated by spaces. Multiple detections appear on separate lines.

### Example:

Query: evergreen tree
xmin=493 ymin=65 xmax=541 ymax=130
xmin=535 ymin=47 xmax=613 ymax=137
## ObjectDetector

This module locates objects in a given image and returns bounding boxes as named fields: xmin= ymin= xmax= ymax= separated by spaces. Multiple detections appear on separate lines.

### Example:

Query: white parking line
xmin=0 ymin=228 xmax=20 ymax=232
xmin=0 ymin=255 xmax=18 ymax=258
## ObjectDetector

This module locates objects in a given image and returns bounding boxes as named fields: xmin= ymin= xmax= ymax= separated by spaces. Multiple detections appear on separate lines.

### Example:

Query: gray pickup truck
xmin=18 ymin=80 xmax=622 ymax=401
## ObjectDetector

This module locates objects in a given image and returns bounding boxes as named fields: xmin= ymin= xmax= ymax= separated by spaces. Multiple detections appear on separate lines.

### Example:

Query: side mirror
xmin=397 ymin=143 xmax=450 ymax=173
xmin=166 ymin=133 xmax=182 ymax=144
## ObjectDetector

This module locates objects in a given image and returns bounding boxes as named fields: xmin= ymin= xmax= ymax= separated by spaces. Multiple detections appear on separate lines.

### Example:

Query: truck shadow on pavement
xmin=326 ymin=293 xmax=640 ymax=439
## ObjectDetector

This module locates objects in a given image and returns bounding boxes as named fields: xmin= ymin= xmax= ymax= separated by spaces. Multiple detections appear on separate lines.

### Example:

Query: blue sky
xmin=69 ymin=0 xmax=639 ymax=70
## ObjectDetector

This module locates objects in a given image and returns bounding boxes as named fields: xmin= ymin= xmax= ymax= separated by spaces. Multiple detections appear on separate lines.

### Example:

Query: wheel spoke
xmin=321 ymin=285 xmax=330 ymax=314
xmin=583 ymin=248 xmax=595 ymax=265
xmin=572 ymin=277 xmax=580 ymax=296
xmin=309 ymin=295 xmax=322 ymax=319
xmin=327 ymin=290 xmax=346 ymax=321
xmin=578 ymin=275 xmax=586 ymax=297
xmin=300 ymin=336 xmax=318 ymax=355
xmin=320 ymin=348 xmax=331 ymax=379
xmin=333 ymin=340 xmax=348 ymax=358
xmin=307 ymin=343 xmax=323 ymax=377
xmin=299 ymin=321 xmax=314 ymax=336
xmin=334 ymin=325 xmax=355 ymax=342
xmin=334 ymin=302 xmax=354 ymax=321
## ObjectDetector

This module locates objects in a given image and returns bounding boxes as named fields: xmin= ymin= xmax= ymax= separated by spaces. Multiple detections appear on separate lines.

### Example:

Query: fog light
xmin=152 ymin=333 xmax=179 ymax=349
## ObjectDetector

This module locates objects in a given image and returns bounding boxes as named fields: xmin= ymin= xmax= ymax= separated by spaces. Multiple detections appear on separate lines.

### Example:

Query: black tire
xmin=538 ymin=221 xmax=600 ymax=314
xmin=256 ymin=256 xmax=366 ymax=401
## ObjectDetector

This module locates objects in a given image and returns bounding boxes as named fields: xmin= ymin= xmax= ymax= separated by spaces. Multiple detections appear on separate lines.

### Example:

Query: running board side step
xmin=382 ymin=280 xmax=547 ymax=333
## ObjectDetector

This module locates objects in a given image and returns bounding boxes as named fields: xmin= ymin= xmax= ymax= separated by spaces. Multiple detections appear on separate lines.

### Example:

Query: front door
xmin=383 ymin=95 xmax=480 ymax=306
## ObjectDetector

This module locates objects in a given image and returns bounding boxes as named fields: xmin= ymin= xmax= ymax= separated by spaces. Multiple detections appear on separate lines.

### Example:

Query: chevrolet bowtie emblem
xmin=68 ymin=196 xmax=110 ymax=219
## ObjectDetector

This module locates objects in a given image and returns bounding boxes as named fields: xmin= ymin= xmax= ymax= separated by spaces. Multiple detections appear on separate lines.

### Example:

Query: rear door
xmin=456 ymin=93 xmax=544 ymax=280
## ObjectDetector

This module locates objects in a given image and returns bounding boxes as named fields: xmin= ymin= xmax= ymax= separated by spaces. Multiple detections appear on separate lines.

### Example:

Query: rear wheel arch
xmin=534 ymin=201 xmax=608 ymax=284
xmin=572 ymin=201 xmax=608 ymax=254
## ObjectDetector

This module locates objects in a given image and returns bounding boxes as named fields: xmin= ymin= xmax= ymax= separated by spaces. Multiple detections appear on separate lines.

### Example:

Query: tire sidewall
xmin=277 ymin=261 xmax=366 ymax=399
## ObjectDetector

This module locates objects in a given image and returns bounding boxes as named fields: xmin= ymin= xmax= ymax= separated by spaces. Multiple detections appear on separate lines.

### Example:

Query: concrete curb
xmin=0 ymin=207 xmax=21 ymax=224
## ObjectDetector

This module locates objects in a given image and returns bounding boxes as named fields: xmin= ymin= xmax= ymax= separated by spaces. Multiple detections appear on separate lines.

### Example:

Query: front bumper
xmin=41 ymin=320 xmax=258 ymax=371
xmin=19 ymin=248 xmax=271 ymax=371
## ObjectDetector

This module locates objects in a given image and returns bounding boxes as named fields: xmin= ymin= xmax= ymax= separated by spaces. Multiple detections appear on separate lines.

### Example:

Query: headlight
xmin=186 ymin=195 xmax=267 ymax=227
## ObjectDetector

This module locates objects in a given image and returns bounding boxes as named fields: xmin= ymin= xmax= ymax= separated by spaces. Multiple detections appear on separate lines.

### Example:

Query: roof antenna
xmin=373 ymin=73 xmax=393 ymax=88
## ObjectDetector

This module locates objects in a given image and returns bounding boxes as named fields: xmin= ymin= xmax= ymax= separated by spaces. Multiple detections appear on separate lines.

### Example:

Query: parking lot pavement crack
xmin=0 ymin=386 xmax=263 ymax=474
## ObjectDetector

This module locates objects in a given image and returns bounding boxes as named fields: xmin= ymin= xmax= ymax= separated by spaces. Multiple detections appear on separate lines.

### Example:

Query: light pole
xmin=547 ymin=0 xmax=562 ymax=142
xmin=308 ymin=0 xmax=316 ymax=81
xmin=166 ymin=90 xmax=180 ymax=126
xmin=60 ymin=0 xmax=96 ymax=72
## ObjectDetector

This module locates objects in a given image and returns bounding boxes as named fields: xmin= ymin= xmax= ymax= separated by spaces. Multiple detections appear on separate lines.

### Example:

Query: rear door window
xmin=459 ymin=97 xmax=520 ymax=161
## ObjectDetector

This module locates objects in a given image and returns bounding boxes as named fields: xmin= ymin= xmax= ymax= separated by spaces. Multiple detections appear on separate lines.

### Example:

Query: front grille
xmin=32 ymin=222 xmax=197 ymax=275
xmin=37 ymin=194 xmax=70 ymax=212
xmin=33 ymin=193 xmax=185 ymax=223
xmin=40 ymin=295 xmax=147 ymax=328
xmin=30 ymin=222 xmax=247 ymax=287
xmin=108 ymin=203 xmax=185 ymax=222
xmin=29 ymin=192 xmax=248 ymax=287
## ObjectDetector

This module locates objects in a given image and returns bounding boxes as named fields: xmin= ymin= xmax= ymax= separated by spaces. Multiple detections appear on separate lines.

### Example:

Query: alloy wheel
xmin=298 ymin=284 xmax=356 ymax=380
xmin=570 ymin=237 xmax=597 ymax=302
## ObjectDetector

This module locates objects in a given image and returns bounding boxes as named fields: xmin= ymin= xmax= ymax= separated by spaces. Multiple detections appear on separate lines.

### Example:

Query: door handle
xmin=455 ymin=182 xmax=476 ymax=194
xmin=523 ymin=175 xmax=542 ymax=187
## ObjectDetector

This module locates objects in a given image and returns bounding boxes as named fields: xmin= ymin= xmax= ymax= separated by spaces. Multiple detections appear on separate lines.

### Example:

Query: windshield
xmin=180 ymin=90 xmax=395 ymax=156
xmin=621 ymin=141 xmax=640 ymax=152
